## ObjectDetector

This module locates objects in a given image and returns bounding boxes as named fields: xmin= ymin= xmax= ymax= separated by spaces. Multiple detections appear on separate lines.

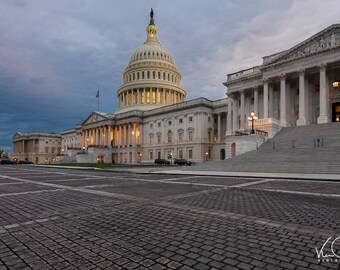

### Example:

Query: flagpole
xmin=98 ymin=95 xmax=99 ymax=111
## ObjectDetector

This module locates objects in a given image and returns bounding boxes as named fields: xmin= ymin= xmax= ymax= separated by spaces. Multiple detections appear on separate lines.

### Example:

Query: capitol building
xmin=17 ymin=11 xmax=340 ymax=164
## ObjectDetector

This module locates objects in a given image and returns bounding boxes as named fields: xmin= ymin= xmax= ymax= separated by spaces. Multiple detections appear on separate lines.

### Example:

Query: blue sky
xmin=1 ymin=0 xmax=339 ymax=152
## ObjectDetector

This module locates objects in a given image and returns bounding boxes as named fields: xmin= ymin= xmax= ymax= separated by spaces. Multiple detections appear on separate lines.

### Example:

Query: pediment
xmin=263 ymin=24 xmax=340 ymax=67
xmin=81 ymin=112 xmax=108 ymax=125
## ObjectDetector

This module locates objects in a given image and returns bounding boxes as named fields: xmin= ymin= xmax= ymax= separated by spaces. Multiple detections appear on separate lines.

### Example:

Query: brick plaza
xmin=0 ymin=166 xmax=339 ymax=270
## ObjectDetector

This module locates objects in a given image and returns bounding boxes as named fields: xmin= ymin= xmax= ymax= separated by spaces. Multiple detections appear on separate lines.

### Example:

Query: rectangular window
xmin=178 ymin=149 xmax=183 ymax=159
xmin=189 ymin=116 xmax=193 ymax=122
xmin=157 ymin=134 xmax=161 ymax=144
xmin=179 ymin=118 xmax=183 ymax=124
xmin=208 ymin=117 xmax=211 ymax=122
xmin=141 ymin=92 xmax=145 ymax=103
xmin=45 ymin=147 xmax=49 ymax=153
xmin=189 ymin=149 xmax=193 ymax=159
xmin=152 ymin=90 xmax=156 ymax=103
xmin=150 ymin=123 xmax=153 ymax=129
xmin=158 ymin=122 xmax=161 ymax=127
xmin=147 ymin=91 xmax=150 ymax=103
xmin=149 ymin=151 xmax=153 ymax=160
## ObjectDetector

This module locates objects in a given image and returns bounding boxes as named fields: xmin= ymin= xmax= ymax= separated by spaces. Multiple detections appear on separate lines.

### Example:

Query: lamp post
xmin=82 ymin=146 xmax=85 ymax=154
xmin=139 ymin=153 xmax=142 ymax=163
xmin=170 ymin=152 xmax=173 ymax=165
xmin=248 ymin=111 xmax=258 ymax=134
xmin=205 ymin=152 xmax=208 ymax=162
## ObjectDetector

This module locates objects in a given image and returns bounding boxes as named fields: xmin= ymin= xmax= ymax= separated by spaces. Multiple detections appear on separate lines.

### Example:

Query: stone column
xmin=156 ymin=88 xmax=159 ymax=104
xmin=133 ymin=122 xmax=136 ymax=146
xmin=263 ymin=79 xmax=269 ymax=118
xmin=254 ymin=88 xmax=259 ymax=117
xmin=269 ymin=85 xmax=274 ymax=117
xmin=123 ymin=124 xmax=126 ymax=146
xmin=297 ymin=69 xmax=307 ymax=126
xmin=227 ymin=96 xmax=232 ymax=135
xmin=240 ymin=90 xmax=245 ymax=130
xmin=162 ymin=89 xmax=165 ymax=105
xmin=232 ymin=95 xmax=238 ymax=131
xmin=217 ymin=113 xmax=221 ymax=142
xmin=280 ymin=74 xmax=287 ymax=127
xmin=94 ymin=129 xmax=97 ymax=145
xmin=106 ymin=126 xmax=110 ymax=147
xmin=128 ymin=123 xmax=131 ymax=146
xmin=137 ymin=89 xmax=140 ymax=105
xmin=143 ymin=88 xmax=146 ymax=104
xmin=118 ymin=125 xmax=121 ymax=146
xmin=317 ymin=64 xmax=329 ymax=124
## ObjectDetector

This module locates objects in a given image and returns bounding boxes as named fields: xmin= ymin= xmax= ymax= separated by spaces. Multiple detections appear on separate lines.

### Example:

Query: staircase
xmin=194 ymin=123 xmax=340 ymax=174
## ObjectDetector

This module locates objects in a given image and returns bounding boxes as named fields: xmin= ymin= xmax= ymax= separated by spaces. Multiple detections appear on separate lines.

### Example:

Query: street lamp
xmin=61 ymin=148 xmax=64 ymax=155
xmin=248 ymin=111 xmax=258 ymax=134
xmin=170 ymin=152 xmax=173 ymax=165
xmin=139 ymin=153 xmax=142 ymax=163
xmin=205 ymin=152 xmax=208 ymax=162
xmin=82 ymin=146 xmax=85 ymax=154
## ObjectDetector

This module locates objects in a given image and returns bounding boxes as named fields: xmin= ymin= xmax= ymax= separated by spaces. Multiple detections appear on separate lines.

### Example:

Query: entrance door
xmin=220 ymin=149 xmax=225 ymax=160
xmin=332 ymin=102 xmax=340 ymax=122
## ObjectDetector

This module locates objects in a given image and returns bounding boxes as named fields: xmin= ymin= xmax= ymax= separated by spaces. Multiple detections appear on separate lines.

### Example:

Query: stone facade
xmin=12 ymin=132 xmax=62 ymax=164
xmin=60 ymin=16 xmax=340 ymax=163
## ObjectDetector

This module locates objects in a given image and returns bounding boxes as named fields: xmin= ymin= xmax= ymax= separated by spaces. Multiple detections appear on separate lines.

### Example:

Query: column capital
xmin=262 ymin=77 xmax=270 ymax=83
xmin=298 ymin=68 xmax=305 ymax=75
xmin=318 ymin=63 xmax=327 ymax=71
xmin=280 ymin=73 xmax=287 ymax=80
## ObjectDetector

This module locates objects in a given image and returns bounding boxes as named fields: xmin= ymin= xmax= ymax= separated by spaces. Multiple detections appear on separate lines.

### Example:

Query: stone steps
xmin=194 ymin=123 xmax=340 ymax=174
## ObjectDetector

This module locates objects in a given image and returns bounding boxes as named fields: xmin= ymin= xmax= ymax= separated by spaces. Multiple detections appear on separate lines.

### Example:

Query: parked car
xmin=174 ymin=159 xmax=192 ymax=166
xmin=0 ymin=159 xmax=15 ymax=165
xmin=154 ymin=159 xmax=170 ymax=165
xmin=18 ymin=160 xmax=34 ymax=165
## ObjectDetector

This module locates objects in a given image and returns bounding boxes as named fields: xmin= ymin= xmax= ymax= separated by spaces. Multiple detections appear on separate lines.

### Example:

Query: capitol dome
xmin=116 ymin=10 xmax=187 ymax=112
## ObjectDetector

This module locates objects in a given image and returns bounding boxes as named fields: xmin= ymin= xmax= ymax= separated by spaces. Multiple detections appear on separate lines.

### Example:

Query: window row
xmin=119 ymin=89 xmax=185 ymax=107
xmin=132 ymin=50 xmax=171 ymax=62
xmin=149 ymin=116 xmax=194 ymax=129
xmin=124 ymin=70 xmax=179 ymax=84
xmin=148 ymin=129 xmax=195 ymax=144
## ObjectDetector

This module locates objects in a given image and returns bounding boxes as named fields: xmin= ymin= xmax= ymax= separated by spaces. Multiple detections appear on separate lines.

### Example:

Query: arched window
xmin=149 ymin=133 xmax=154 ymax=145
xmin=158 ymin=72 xmax=161 ymax=79
xmin=188 ymin=128 xmax=194 ymax=142
xmin=147 ymin=71 xmax=150 ymax=79
xmin=168 ymin=131 xmax=173 ymax=143
xmin=153 ymin=71 xmax=156 ymax=79
xmin=142 ymin=71 xmax=145 ymax=79
xmin=207 ymin=129 xmax=212 ymax=142
xmin=137 ymin=72 xmax=140 ymax=80
xmin=163 ymin=72 xmax=165 ymax=80
xmin=133 ymin=73 xmax=135 ymax=80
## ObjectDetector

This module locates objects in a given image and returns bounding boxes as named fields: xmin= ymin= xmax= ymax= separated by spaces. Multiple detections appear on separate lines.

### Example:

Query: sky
xmin=1 ymin=0 xmax=340 ymax=152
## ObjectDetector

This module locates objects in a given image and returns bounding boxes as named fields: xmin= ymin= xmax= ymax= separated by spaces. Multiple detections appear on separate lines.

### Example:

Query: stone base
xmin=297 ymin=118 xmax=307 ymax=126
xmin=317 ymin=115 xmax=330 ymax=124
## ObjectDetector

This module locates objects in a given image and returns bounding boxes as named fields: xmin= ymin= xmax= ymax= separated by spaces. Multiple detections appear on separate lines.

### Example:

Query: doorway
xmin=220 ymin=149 xmax=225 ymax=160
xmin=332 ymin=102 xmax=340 ymax=122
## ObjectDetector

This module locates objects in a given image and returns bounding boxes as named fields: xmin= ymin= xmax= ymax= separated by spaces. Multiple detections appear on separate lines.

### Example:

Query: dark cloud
xmin=0 ymin=0 xmax=339 ymax=152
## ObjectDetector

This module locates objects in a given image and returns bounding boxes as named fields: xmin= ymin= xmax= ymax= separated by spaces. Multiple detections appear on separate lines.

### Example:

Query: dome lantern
xmin=146 ymin=8 xmax=159 ymax=44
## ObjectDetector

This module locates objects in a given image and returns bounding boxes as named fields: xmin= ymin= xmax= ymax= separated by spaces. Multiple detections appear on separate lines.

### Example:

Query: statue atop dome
xmin=149 ymin=8 xmax=155 ymax=26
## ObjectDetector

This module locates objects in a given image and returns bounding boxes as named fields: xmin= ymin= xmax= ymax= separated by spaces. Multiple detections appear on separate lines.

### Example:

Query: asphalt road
xmin=0 ymin=166 xmax=339 ymax=270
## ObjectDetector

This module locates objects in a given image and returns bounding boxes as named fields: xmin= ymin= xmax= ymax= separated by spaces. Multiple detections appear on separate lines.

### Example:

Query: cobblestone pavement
xmin=0 ymin=166 xmax=339 ymax=270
